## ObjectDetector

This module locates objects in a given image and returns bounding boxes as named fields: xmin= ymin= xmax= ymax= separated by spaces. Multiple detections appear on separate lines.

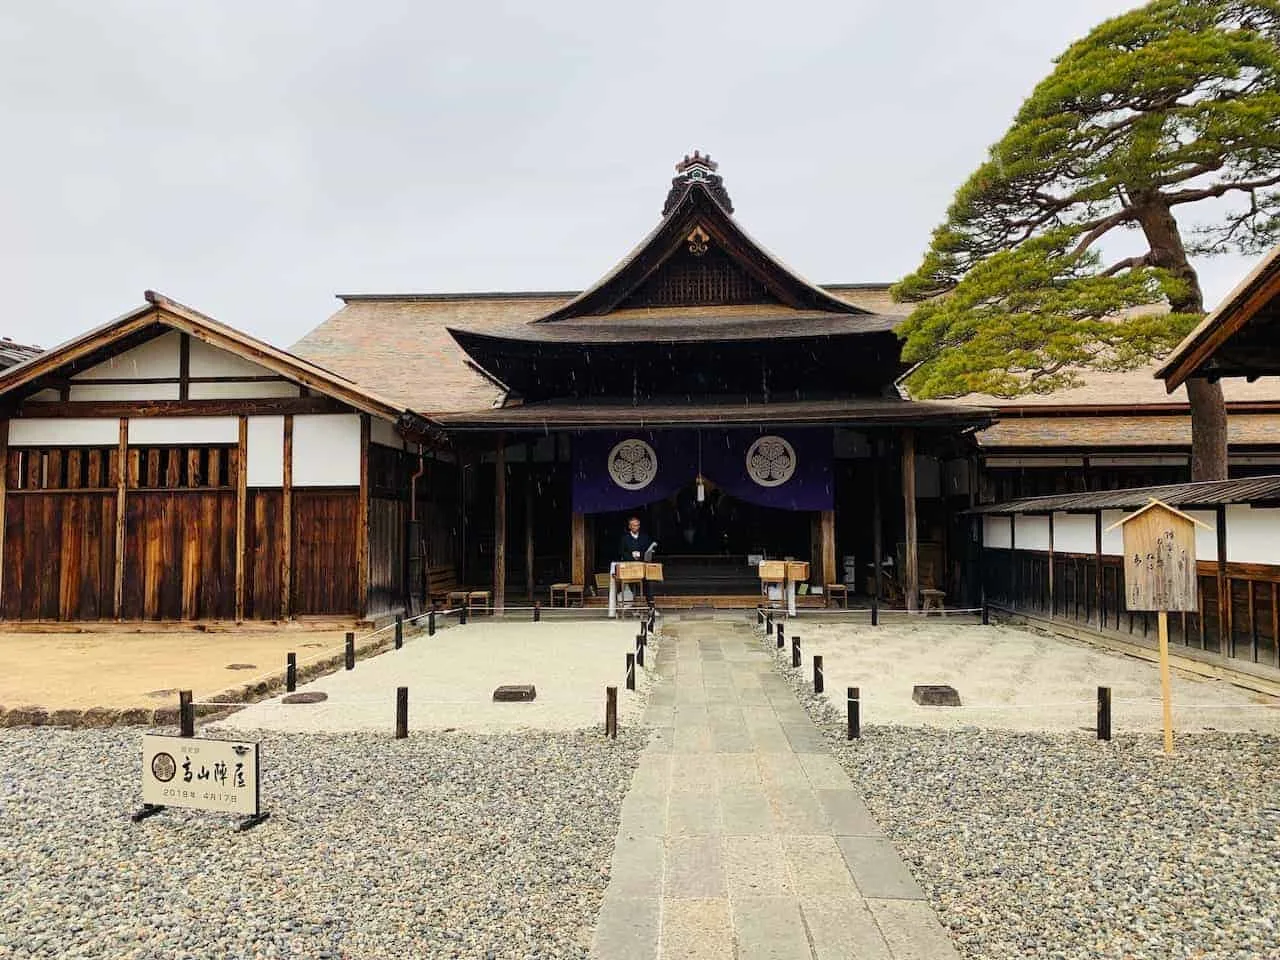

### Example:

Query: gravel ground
xmin=0 ymin=726 xmax=645 ymax=960
xmin=770 ymin=648 xmax=1280 ymax=960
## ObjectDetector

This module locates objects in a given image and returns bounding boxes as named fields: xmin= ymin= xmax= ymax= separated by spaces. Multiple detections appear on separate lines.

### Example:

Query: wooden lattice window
xmin=6 ymin=445 xmax=236 ymax=491
xmin=620 ymin=246 xmax=778 ymax=308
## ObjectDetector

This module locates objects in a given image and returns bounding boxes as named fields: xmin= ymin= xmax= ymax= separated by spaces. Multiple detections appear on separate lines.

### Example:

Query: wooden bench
xmin=427 ymin=565 xmax=490 ymax=614
xmin=825 ymin=583 xmax=848 ymax=608
xmin=550 ymin=583 xmax=585 ymax=607
xmin=921 ymin=588 xmax=946 ymax=615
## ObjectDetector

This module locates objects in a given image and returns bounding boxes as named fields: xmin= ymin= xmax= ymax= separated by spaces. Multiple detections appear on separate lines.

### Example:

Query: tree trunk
xmin=1135 ymin=195 xmax=1228 ymax=481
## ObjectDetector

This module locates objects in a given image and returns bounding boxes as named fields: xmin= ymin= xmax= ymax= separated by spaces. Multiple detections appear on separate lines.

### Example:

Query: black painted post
xmin=394 ymin=615 xmax=403 ymax=649
xmin=626 ymin=653 xmax=636 ymax=691
xmin=776 ymin=622 xmax=785 ymax=650
xmin=982 ymin=588 xmax=990 ymax=626
xmin=605 ymin=686 xmax=618 ymax=739
xmin=757 ymin=608 xmax=764 ymax=628
xmin=814 ymin=655 xmax=824 ymax=694
xmin=766 ymin=612 xmax=773 ymax=637
xmin=847 ymin=687 xmax=861 ymax=740
xmin=286 ymin=653 xmax=297 ymax=693
xmin=179 ymin=690 xmax=194 ymax=738
xmin=345 ymin=632 xmax=355 ymax=670
xmin=460 ymin=604 xmax=469 ymax=625
xmin=792 ymin=635 xmax=801 ymax=669
xmin=534 ymin=601 xmax=541 ymax=622
xmin=428 ymin=610 xmax=436 ymax=636
xmin=1097 ymin=686 xmax=1112 ymax=741
xmin=636 ymin=634 xmax=646 ymax=668
xmin=395 ymin=686 xmax=408 ymax=739
xmin=871 ymin=592 xmax=879 ymax=627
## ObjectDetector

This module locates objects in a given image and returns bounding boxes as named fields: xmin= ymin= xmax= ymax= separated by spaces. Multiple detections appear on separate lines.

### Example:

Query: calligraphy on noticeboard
xmin=1116 ymin=501 xmax=1199 ymax=612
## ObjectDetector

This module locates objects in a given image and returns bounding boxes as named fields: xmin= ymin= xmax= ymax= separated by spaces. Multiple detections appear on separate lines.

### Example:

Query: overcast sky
xmin=0 ymin=0 xmax=1256 ymax=350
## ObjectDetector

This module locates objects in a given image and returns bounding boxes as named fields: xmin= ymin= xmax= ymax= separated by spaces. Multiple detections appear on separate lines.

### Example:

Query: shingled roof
xmin=0 ymin=338 xmax=41 ymax=371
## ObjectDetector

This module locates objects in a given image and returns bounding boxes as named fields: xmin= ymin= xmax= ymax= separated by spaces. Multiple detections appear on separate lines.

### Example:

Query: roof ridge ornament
xmin=664 ymin=150 xmax=733 ymax=216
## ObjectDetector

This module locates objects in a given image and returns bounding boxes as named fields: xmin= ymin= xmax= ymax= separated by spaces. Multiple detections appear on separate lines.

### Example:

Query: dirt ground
xmin=0 ymin=626 xmax=354 ymax=710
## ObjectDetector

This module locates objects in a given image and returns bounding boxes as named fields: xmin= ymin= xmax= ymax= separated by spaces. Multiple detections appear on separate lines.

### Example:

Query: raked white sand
xmin=216 ymin=618 xmax=656 ymax=734
xmin=769 ymin=619 xmax=1280 ymax=734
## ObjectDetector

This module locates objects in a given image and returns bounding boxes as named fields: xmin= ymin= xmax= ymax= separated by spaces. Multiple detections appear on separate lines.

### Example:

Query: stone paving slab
xmin=590 ymin=621 xmax=960 ymax=960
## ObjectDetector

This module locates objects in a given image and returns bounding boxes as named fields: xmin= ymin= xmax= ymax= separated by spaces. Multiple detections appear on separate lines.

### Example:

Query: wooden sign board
xmin=1109 ymin=500 xmax=1201 ymax=612
xmin=142 ymin=734 xmax=261 ymax=817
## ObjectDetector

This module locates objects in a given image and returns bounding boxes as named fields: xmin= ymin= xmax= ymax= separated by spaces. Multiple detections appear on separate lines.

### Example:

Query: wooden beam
xmin=493 ymin=434 xmax=506 ymax=614
xmin=234 ymin=416 xmax=247 ymax=622
xmin=1047 ymin=512 xmax=1055 ymax=619
xmin=872 ymin=454 xmax=883 ymax=603
xmin=901 ymin=428 xmax=918 ymax=611
xmin=820 ymin=509 xmax=836 ymax=591
xmin=1094 ymin=511 xmax=1104 ymax=629
xmin=0 ymin=419 xmax=7 ymax=613
xmin=357 ymin=414 xmax=370 ymax=619
xmin=178 ymin=333 xmax=190 ymax=401
xmin=10 ymin=397 xmax=348 ymax=419
xmin=1216 ymin=505 xmax=1229 ymax=655
xmin=114 ymin=417 xmax=127 ymax=619
xmin=281 ymin=414 xmax=293 ymax=620
xmin=571 ymin=512 xmax=586 ymax=589
xmin=524 ymin=444 xmax=535 ymax=600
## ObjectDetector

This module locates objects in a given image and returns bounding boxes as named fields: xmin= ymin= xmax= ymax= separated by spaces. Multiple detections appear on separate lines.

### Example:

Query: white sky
xmin=0 ymin=0 xmax=1256 ymax=350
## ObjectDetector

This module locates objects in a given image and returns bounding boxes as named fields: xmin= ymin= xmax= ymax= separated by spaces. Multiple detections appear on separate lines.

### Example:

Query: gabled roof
xmin=0 ymin=291 xmax=439 ymax=438
xmin=0 ymin=338 xmax=42 ymax=371
xmin=535 ymin=154 xmax=866 ymax=322
xmin=1156 ymin=244 xmax=1280 ymax=389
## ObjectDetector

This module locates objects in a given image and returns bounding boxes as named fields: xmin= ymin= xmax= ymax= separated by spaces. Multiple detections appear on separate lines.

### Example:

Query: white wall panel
xmin=8 ymin=418 xmax=119 ymax=446
xmin=1188 ymin=510 xmax=1217 ymax=562
xmin=293 ymin=414 xmax=361 ymax=486
xmin=68 ymin=382 xmax=180 ymax=401
xmin=1053 ymin=513 xmax=1095 ymax=554
xmin=1015 ymin=515 xmax=1051 ymax=551
xmin=128 ymin=417 xmax=239 ymax=445
xmin=188 ymin=380 xmax=299 ymax=399
xmin=247 ymin=416 xmax=285 ymax=487
xmin=72 ymin=330 xmax=180 ymax=379
xmin=1101 ymin=510 xmax=1125 ymax=555
xmin=984 ymin=515 xmax=1013 ymax=548
xmin=188 ymin=337 xmax=278 ymax=378
xmin=1225 ymin=505 xmax=1280 ymax=564
xmin=370 ymin=417 xmax=402 ymax=450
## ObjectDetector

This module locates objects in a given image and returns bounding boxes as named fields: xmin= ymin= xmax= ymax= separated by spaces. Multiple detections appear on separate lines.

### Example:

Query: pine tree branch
xmin=1164 ymin=172 xmax=1280 ymax=205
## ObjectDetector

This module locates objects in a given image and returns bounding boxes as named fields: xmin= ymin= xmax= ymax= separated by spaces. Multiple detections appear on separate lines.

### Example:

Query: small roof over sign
xmin=1104 ymin=498 xmax=1211 ymax=532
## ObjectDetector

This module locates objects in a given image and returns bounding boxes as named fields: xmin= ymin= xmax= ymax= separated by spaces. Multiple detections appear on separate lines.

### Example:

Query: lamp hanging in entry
xmin=696 ymin=430 xmax=705 ymax=502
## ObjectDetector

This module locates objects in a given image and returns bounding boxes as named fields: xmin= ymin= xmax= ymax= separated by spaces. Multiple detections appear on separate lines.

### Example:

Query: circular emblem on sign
xmin=608 ymin=439 xmax=658 ymax=490
xmin=151 ymin=752 xmax=177 ymax=783
xmin=746 ymin=436 xmax=797 ymax=487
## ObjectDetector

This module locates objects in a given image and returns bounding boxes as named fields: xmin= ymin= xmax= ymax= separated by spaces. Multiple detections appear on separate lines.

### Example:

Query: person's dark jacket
xmin=618 ymin=531 xmax=654 ymax=562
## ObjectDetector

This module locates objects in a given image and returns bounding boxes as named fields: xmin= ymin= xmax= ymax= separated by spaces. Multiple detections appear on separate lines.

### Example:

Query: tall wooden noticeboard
xmin=1107 ymin=499 xmax=1205 ymax=755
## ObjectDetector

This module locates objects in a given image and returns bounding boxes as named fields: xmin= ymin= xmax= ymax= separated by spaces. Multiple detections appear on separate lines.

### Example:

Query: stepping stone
xmin=282 ymin=692 xmax=328 ymax=704
xmin=912 ymin=684 xmax=961 ymax=706
xmin=225 ymin=663 xmax=257 ymax=670
xmin=493 ymin=684 xmax=537 ymax=702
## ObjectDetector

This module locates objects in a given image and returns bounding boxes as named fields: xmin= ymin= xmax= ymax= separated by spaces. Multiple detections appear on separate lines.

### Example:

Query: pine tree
xmin=895 ymin=0 xmax=1280 ymax=480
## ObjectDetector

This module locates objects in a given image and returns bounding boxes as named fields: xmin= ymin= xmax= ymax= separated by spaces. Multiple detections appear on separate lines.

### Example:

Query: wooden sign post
xmin=1107 ymin=499 xmax=1205 ymax=755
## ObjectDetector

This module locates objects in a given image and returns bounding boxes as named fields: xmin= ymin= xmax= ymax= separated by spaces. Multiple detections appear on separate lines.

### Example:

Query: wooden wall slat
xmin=292 ymin=490 xmax=359 ymax=615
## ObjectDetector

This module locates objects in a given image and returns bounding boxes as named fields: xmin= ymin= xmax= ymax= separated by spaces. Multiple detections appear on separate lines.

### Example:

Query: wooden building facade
xmin=0 ymin=292 xmax=437 ymax=623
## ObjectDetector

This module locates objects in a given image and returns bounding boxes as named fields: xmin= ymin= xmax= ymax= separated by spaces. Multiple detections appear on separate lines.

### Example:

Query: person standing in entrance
xmin=618 ymin=516 xmax=656 ymax=601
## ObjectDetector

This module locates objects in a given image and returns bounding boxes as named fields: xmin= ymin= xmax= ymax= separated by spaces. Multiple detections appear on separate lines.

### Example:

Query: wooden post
xmin=114 ymin=417 xmax=128 ymax=620
xmin=1047 ymin=513 xmax=1055 ymax=619
xmin=901 ymin=428 xmax=918 ymax=612
xmin=1158 ymin=611 xmax=1174 ymax=755
xmin=1009 ymin=514 xmax=1018 ymax=613
xmin=395 ymin=686 xmax=408 ymax=739
xmin=524 ymin=443 xmax=535 ymax=602
xmin=357 ymin=414 xmax=370 ymax=621
xmin=820 ymin=509 xmax=836 ymax=592
xmin=234 ymin=415 xmax=248 ymax=622
xmin=177 ymin=333 xmax=191 ymax=401
xmin=0 ymin=419 xmax=7 ymax=613
xmin=1096 ymin=686 xmax=1111 ymax=741
xmin=605 ymin=685 xmax=617 ymax=739
xmin=1216 ymin=505 xmax=1229 ymax=655
xmin=872 ymin=450 xmax=882 ymax=608
xmin=571 ymin=511 xmax=586 ymax=589
xmin=281 ymin=414 xmax=293 ymax=619
xmin=1094 ymin=511 xmax=1104 ymax=629
xmin=493 ymin=434 xmax=506 ymax=615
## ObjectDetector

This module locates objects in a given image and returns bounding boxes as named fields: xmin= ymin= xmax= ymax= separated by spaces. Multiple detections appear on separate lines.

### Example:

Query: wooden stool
xmin=467 ymin=590 xmax=492 ymax=616
xmin=825 ymin=583 xmax=848 ymax=609
xmin=550 ymin=583 xmax=571 ymax=607
xmin=563 ymin=584 xmax=584 ymax=607
xmin=447 ymin=589 xmax=469 ymax=611
xmin=921 ymin=589 xmax=946 ymax=616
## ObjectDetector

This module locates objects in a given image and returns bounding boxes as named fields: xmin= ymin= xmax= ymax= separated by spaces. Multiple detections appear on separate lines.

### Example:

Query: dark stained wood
xmin=282 ymin=415 xmax=293 ymax=618
xmin=493 ymin=434 xmax=506 ymax=614
xmin=571 ymin=512 xmax=585 ymax=588
xmin=872 ymin=453 xmax=882 ymax=603
xmin=235 ymin=416 xmax=247 ymax=621
xmin=65 ymin=449 xmax=82 ymax=489
xmin=525 ymin=445 xmax=535 ymax=600
xmin=292 ymin=490 xmax=360 ymax=614
xmin=187 ymin=448 xmax=201 ymax=488
xmin=3 ymin=492 xmax=116 ymax=620
xmin=1216 ymin=505 xmax=1230 ymax=656
xmin=820 ymin=509 xmax=836 ymax=590
xmin=0 ymin=420 xmax=7 ymax=611
xmin=114 ymin=418 xmax=127 ymax=619
xmin=11 ymin=397 xmax=348 ymax=419
xmin=1094 ymin=512 xmax=1104 ymax=630
xmin=1047 ymin=513 xmax=1055 ymax=618
xmin=46 ymin=449 xmax=63 ymax=490
xmin=122 ymin=491 xmax=237 ymax=620
xmin=367 ymin=495 xmax=406 ymax=619
xmin=145 ymin=449 xmax=161 ymax=488
xmin=178 ymin=333 xmax=190 ymax=401
xmin=357 ymin=415 xmax=370 ymax=618
xmin=901 ymin=429 xmax=918 ymax=611
xmin=245 ymin=490 xmax=284 ymax=619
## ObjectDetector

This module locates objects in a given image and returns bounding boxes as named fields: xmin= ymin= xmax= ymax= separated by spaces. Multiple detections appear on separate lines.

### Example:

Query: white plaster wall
xmin=1015 ymin=514 xmax=1051 ymax=551
xmin=1101 ymin=510 xmax=1125 ymax=556
xmin=293 ymin=414 xmax=360 ymax=486
xmin=370 ymin=417 xmax=402 ymax=450
xmin=188 ymin=337 xmax=277 ymax=379
xmin=1187 ymin=510 xmax=1217 ymax=562
xmin=1053 ymin=513 xmax=1095 ymax=554
xmin=247 ymin=416 xmax=284 ymax=487
xmin=915 ymin=456 xmax=941 ymax=499
xmin=188 ymin=380 xmax=299 ymax=399
xmin=984 ymin=515 xmax=1013 ymax=548
xmin=68 ymin=381 xmax=180 ymax=401
xmin=8 ymin=418 xmax=119 ymax=446
xmin=71 ymin=330 xmax=180 ymax=380
xmin=1225 ymin=505 xmax=1280 ymax=564
xmin=129 ymin=417 xmax=239 ymax=445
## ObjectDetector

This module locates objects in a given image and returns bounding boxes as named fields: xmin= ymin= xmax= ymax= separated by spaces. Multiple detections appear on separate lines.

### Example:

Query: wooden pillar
xmin=1047 ymin=513 xmax=1055 ymax=619
xmin=357 ymin=414 xmax=370 ymax=620
xmin=281 ymin=414 xmax=293 ymax=619
xmin=901 ymin=428 xmax=918 ymax=611
xmin=114 ymin=417 xmax=128 ymax=619
xmin=0 ymin=420 xmax=7 ymax=614
xmin=820 ymin=510 xmax=836 ymax=590
xmin=571 ymin=512 xmax=586 ymax=588
xmin=1094 ymin=511 xmax=1104 ymax=629
xmin=525 ymin=443 xmax=535 ymax=601
xmin=1216 ymin=504 xmax=1229 ymax=655
xmin=178 ymin=334 xmax=191 ymax=401
xmin=1010 ymin=515 xmax=1018 ymax=609
xmin=493 ymin=434 xmax=507 ymax=614
xmin=872 ymin=453 xmax=883 ymax=602
xmin=234 ymin=415 xmax=248 ymax=622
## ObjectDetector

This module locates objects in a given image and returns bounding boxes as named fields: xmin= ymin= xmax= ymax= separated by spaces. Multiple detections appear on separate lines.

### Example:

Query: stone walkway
xmin=591 ymin=621 xmax=959 ymax=959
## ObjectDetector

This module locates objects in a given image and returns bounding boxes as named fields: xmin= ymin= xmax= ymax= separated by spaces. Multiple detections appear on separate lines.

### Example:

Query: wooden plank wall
xmin=245 ymin=490 xmax=284 ymax=619
xmin=2 ymin=493 xmax=117 ymax=620
xmin=292 ymin=489 xmax=360 ymax=615
xmin=367 ymin=496 xmax=406 ymax=619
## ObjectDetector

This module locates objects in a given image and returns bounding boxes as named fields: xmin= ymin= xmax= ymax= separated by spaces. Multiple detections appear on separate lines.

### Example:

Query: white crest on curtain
xmin=608 ymin=439 xmax=658 ymax=490
xmin=746 ymin=436 xmax=796 ymax=487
